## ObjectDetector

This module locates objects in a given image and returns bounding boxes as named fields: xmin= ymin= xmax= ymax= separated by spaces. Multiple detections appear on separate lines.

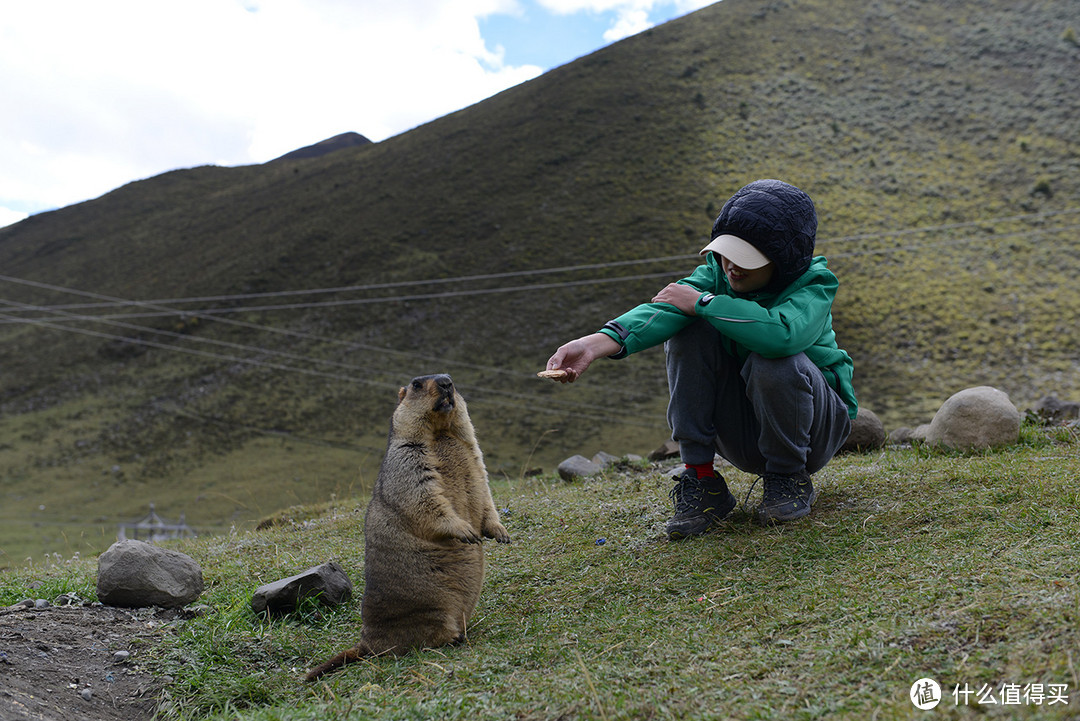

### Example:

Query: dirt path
xmin=0 ymin=601 xmax=167 ymax=721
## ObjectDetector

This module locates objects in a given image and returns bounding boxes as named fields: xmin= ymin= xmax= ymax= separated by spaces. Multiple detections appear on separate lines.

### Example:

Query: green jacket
xmin=598 ymin=254 xmax=858 ymax=419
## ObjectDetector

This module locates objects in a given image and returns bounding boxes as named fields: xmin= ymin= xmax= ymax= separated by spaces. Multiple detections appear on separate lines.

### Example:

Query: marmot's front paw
xmin=484 ymin=522 xmax=511 ymax=544
xmin=445 ymin=520 xmax=482 ymax=544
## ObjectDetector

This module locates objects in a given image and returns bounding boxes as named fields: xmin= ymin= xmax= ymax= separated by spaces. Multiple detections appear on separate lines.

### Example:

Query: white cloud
xmin=0 ymin=207 xmax=29 ymax=229
xmin=603 ymin=8 xmax=652 ymax=41
xmin=0 ymin=0 xmax=541 ymax=226
xmin=0 ymin=0 xmax=718 ymax=229
xmin=534 ymin=0 xmax=715 ymax=44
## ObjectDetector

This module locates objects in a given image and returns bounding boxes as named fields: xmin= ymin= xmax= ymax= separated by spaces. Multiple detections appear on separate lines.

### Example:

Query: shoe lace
xmin=669 ymin=476 xmax=705 ymax=514
xmin=761 ymin=473 xmax=800 ymax=504
xmin=741 ymin=476 xmax=759 ymax=513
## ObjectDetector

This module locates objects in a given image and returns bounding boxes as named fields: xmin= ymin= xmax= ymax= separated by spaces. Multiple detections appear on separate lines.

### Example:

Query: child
xmin=545 ymin=179 xmax=857 ymax=538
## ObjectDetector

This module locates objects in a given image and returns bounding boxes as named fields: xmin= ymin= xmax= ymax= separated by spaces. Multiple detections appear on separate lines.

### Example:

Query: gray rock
xmin=251 ymin=560 xmax=352 ymax=615
xmin=889 ymin=426 xmax=914 ymax=444
xmin=840 ymin=407 xmax=887 ymax=452
xmin=926 ymin=386 xmax=1021 ymax=450
xmin=911 ymin=424 xmax=932 ymax=442
xmin=557 ymin=455 xmax=602 ymax=481
xmin=591 ymin=452 xmax=621 ymax=467
xmin=1032 ymin=395 xmax=1080 ymax=424
xmin=96 ymin=539 xmax=204 ymax=609
xmin=648 ymin=439 xmax=680 ymax=461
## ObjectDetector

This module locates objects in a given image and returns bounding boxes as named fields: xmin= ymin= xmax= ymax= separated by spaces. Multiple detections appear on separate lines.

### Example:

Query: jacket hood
xmin=710 ymin=179 xmax=817 ymax=289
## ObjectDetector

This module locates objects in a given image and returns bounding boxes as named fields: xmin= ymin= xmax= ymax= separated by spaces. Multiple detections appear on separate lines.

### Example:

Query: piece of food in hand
xmin=536 ymin=369 xmax=570 ymax=380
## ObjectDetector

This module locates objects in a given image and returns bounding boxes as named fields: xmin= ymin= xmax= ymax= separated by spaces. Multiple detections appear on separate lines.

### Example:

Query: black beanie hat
xmin=709 ymin=179 xmax=817 ymax=288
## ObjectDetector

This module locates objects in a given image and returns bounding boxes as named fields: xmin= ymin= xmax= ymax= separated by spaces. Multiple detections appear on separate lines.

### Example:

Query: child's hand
xmin=652 ymin=283 xmax=700 ymax=315
xmin=545 ymin=333 xmax=621 ymax=382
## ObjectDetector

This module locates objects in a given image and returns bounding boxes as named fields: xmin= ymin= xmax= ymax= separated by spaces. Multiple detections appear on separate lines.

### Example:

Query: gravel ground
xmin=0 ymin=599 xmax=172 ymax=721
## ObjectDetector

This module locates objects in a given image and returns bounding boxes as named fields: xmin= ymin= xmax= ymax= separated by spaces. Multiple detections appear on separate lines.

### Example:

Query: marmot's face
xmin=399 ymin=374 xmax=457 ymax=415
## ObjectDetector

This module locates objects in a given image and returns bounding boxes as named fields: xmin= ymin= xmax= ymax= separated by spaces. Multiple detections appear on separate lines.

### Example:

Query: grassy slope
xmin=2 ymin=425 xmax=1077 ymax=719
xmin=1 ymin=0 xmax=1079 ymax=566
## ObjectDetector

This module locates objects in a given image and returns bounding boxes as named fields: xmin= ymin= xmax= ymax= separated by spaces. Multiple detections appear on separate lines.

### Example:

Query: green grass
xmin=1 ymin=0 xmax=1078 ymax=571
xmin=4 ymin=423 xmax=1076 ymax=719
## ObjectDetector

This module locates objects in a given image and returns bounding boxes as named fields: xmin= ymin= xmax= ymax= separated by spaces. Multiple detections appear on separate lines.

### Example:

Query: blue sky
xmin=0 ymin=0 xmax=714 ymax=229
xmin=482 ymin=2 xmax=674 ymax=69
xmin=481 ymin=9 xmax=617 ymax=69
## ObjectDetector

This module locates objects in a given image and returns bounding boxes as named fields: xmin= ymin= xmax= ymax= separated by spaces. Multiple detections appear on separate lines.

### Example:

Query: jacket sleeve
xmin=596 ymin=264 xmax=716 ymax=357
xmin=693 ymin=271 xmax=837 ymax=358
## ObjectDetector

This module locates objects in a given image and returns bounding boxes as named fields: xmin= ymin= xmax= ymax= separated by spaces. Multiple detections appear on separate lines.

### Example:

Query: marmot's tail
xmin=304 ymin=644 xmax=369 ymax=682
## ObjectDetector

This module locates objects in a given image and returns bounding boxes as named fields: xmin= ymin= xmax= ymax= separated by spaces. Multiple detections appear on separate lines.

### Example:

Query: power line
xmin=0 ymin=269 xmax=692 ymax=320
xmin=0 ymin=270 xmax=563 ymax=383
xmin=0 ymin=306 xmax=668 ymax=426
xmin=0 ymin=309 xmax=400 ymax=390
xmin=0 ymin=207 xmax=1075 ymax=436
xmin=0 ymin=297 xmax=404 ymax=382
xmin=4 ymin=220 xmax=1074 ymax=325
xmin=1 ymin=215 xmax=1075 ymax=397
xmin=1 ymin=206 xmax=1076 ymax=315
xmin=0 ymin=255 xmax=697 ymax=312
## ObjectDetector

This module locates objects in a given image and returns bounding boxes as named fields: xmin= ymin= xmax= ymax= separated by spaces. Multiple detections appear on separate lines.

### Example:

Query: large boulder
xmin=97 ymin=539 xmax=204 ymax=608
xmin=251 ymin=561 xmax=353 ymax=615
xmin=926 ymin=386 xmax=1021 ymax=450
xmin=840 ymin=407 xmax=887 ymax=452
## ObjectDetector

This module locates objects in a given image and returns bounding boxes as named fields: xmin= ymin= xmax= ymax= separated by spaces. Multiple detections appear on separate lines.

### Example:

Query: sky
xmin=0 ymin=0 xmax=714 ymax=230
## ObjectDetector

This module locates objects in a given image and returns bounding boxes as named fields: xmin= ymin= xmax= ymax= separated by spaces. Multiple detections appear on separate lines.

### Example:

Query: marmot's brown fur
xmin=305 ymin=374 xmax=510 ymax=681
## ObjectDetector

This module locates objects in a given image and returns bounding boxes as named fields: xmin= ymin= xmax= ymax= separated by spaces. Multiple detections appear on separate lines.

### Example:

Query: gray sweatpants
xmin=664 ymin=319 xmax=852 ymax=476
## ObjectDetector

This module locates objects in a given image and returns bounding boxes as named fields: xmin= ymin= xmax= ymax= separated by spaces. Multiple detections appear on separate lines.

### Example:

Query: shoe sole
xmin=756 ymin=488 xmax=818 ymax=526
xmin=667 ymin=492 xmax=737 ymax=540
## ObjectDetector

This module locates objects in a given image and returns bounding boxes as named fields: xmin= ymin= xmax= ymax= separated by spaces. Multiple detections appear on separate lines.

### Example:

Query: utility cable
xmin=1 ymin=205 xmax=1076 ymax=314
xmin=0 ymin=309 xmax=667 ymax=427
xmin=0 ymin=271 xmax=675 ymax=401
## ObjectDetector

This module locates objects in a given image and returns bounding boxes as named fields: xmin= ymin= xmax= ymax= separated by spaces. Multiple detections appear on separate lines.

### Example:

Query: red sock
xmin=686 ymin=463 xmax=715 ymax=479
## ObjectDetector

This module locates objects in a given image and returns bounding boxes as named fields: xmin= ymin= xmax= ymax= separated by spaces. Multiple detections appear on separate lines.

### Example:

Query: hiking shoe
xmin=756 ymin=471 xmax=817 ymax=525
xmin=666 ymin=468 xmax=737 ymax=540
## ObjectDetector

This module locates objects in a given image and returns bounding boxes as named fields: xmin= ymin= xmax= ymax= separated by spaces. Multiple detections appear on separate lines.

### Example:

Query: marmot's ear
xmin=398 ymin=386 xmax=407 ymax=402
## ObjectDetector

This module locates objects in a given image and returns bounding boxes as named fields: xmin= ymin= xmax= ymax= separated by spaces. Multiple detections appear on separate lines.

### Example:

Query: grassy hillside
xmin=1 ymin=0 xmax=1079 ymax=566
xmin=2 ymin=425 xmax=1078 ymax=719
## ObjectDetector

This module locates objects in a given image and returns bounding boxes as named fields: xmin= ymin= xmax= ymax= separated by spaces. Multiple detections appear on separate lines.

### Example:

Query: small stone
xmin=80 ymin=688 xmax=93 ymax=701
xmin=889 ymin=426 xmax=914 ymax=444
xmin=591 ymin=451 xmax=620 ymax=467
xmin=113 ymin=650 xmax=131 ymax=663
xmin=648 ymin=439 xmax=680 ymax=461
xmin=34 ymin=599 xmax=50 ymax=609
xmin=557 ymin=455 xmax=601 ymax=481
xmin=251 ymin=561 xmax=353 ymax=615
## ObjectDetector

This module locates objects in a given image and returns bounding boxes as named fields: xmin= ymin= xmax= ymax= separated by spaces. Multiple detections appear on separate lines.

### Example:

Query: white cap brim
xmin=699 ymin=234 xmax=771 ymax=269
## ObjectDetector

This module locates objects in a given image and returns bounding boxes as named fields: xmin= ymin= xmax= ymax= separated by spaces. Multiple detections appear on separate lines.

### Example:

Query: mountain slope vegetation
xmin=1 ymin=0 xmax=1077 ymax=565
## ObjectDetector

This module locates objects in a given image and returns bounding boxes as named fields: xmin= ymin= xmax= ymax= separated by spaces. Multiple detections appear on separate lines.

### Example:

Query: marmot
xmin=305 ymin=374 xmax=510 ymax=681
